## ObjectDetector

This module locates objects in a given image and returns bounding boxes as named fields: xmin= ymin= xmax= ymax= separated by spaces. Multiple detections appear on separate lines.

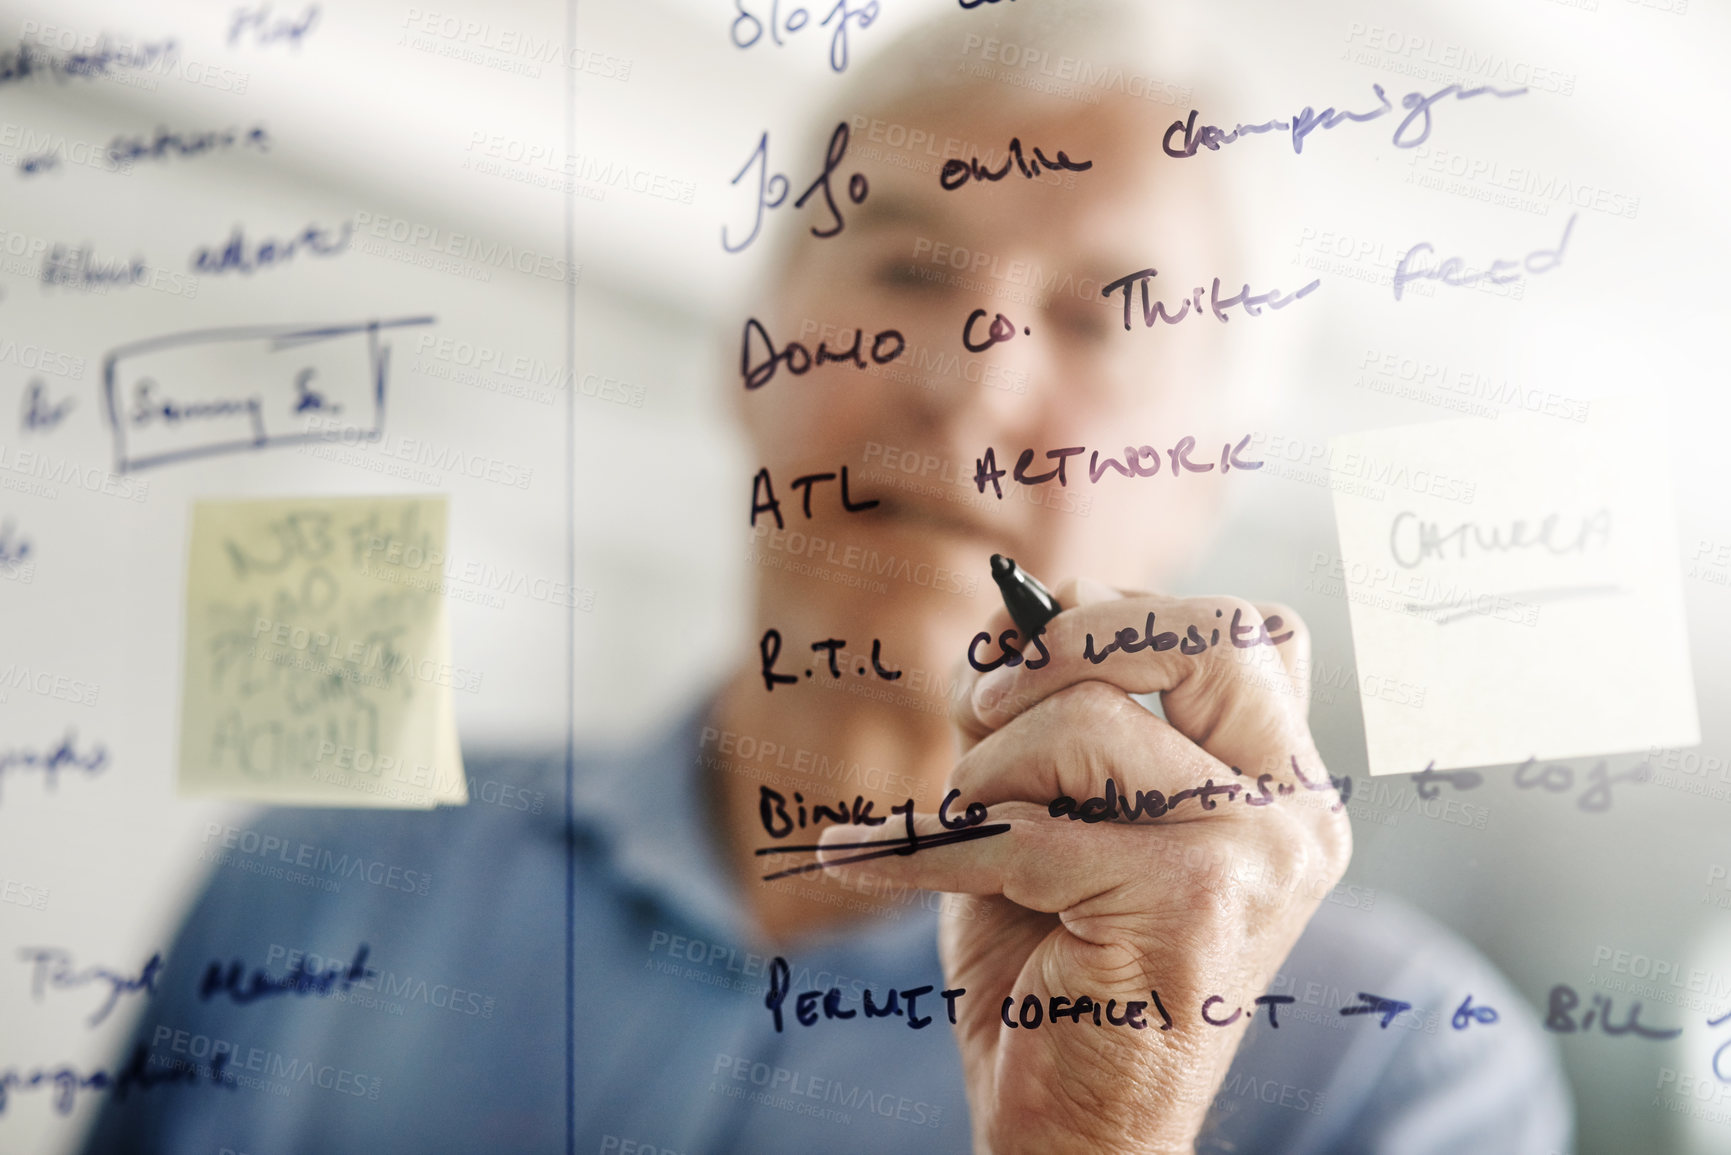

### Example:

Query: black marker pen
xmin=990 ymin=554 xmax=1061 ymax=640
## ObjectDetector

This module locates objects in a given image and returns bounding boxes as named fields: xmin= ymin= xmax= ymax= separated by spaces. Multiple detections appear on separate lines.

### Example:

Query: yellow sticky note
xmin=178 ymin=495 xmax=468 ymax=808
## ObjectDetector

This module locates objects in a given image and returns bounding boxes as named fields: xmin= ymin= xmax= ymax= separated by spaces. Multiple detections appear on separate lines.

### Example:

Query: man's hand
xmin=818 ymin=579 xmax=1352 ymax=1154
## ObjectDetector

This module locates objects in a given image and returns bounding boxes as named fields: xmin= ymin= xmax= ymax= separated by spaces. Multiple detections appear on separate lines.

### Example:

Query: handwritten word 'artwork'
xmin=178 ymin=496 xmax=466 ymax=808
xmin=1329 ymin=398 xmax=1698 ymax=775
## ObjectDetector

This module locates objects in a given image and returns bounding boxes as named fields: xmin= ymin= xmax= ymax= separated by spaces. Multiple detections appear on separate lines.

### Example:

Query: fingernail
xmin=973 ymin=665 xmax=1015 ymax=714
xmin=1073 ymin=576 xmax=1121 ymax=606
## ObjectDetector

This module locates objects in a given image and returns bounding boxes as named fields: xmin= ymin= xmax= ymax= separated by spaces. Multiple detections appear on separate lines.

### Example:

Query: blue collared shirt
xmin=81 ymin=702 xmax=1572 ymax=1153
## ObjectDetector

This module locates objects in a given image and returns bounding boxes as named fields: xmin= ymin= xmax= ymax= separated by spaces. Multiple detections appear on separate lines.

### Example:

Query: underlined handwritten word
xmin=755 ymin=785 xmax=1005 ymax=881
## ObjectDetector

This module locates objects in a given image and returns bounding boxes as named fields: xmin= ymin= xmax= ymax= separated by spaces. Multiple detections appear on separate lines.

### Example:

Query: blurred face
xmin=742 ymin=90 xmax=1229 ymax=599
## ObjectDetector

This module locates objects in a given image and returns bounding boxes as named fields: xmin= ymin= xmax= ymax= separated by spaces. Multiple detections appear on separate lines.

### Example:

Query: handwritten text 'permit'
xmin=178 ymin=495 xmax=467 ymax=808
xmin=1329 ymin=398 xmax=1697 ymax=776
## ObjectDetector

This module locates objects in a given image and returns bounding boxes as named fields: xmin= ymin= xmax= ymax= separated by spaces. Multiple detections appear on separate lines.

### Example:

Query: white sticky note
xmin=1328 ymin=398 xmax=1698 ymax=775
xmin=178 ymin=495 xmax=468 ymax=807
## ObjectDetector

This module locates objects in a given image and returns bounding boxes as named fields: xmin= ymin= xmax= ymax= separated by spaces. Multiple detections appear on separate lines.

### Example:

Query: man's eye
xmin=875 ymin=261 xmax=940 ymax=292
xmin=1049 ymin=301 xmax=1110 ymax=342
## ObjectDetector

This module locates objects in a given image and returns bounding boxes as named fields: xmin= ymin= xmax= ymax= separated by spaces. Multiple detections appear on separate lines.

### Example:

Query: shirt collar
xmin=569 ymin=693 xmax=750 ymax=942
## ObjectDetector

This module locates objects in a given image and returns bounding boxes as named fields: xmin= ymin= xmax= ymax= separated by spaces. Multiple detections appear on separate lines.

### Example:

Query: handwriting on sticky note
xmin=179 ymin=495 xmax=466 ymax=807
xmin=1329 ymin=398 xmax=1699 ymax=775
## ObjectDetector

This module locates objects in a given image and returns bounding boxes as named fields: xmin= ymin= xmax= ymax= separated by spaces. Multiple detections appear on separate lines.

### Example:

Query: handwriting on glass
xmin=731 ymin=0 xmax=879 ymax=73
xmin=940 ymin=137 xmax=1092 ymax=191
xmin=724 ymin=124 xmax=869 ymax=253
xmin=740 ymin=316 xmax=905 ymax=390
xmin=1080 ymin=607 xmax=1293 ymax=663
xmin=19 ymin=948 xmax=162 ymax=1026
xmin=759 ymin=628 xmax=901 ymax=688
xmin=1394 ymin=214 xmax=1575 ymax=301
xmin=1045 ymin=760 xmax=1351 ymax=821
xmin=1101 ymin=268 xmax=1320 ymax=332
xmin=1545 ymin=983 xmax=1681 ymax=1039
xmin=1411 ymin=756 xmax=1647 ymax=813
xmin=1163 ymin=82 xmax=1527 ymax=158
xmin=973 ymin=436 xmax=1262 ymax=500
xmin=750 ymin=466 xmax=878 ymax=528
xmin=766 ymin=958 xmax=962 ymax=1032
xmin=754 ymin=787 xmax=1006 ymax=881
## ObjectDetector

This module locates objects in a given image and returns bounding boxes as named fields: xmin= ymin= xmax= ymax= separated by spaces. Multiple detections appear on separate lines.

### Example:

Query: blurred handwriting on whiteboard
xmin=99 ymin=316 xmax=433 ymax=473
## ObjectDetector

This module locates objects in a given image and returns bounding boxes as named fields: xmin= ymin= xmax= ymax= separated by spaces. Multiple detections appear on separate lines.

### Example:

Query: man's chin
xmin=866 ymin=496 xmax=1015 ymax=554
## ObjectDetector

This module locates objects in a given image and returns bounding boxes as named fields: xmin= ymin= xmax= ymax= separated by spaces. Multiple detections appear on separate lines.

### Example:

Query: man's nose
xmin=896 ymin=311 xmax=1057 ymax=442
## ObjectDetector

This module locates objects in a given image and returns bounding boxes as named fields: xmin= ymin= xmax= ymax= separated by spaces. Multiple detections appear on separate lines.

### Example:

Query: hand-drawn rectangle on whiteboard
xmin=1329 ymin=397 xmax=1699 ymax=775
xmin=100 ymin=317 xmax=434 ymax=473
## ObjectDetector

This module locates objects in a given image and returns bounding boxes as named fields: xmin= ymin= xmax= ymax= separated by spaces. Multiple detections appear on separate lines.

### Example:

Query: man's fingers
xmin=951 ymin=575 xmax=1134 ymax=745
xmin=963 ymin=594 xmax=1314 ymax=773
xmin=813 ymin=802 xmax=1141 ymax=914
xmin=811 ymin=802 xmax=1327 ymax=957
xmin=949 ymin=681 xmax=1238 ymax=814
